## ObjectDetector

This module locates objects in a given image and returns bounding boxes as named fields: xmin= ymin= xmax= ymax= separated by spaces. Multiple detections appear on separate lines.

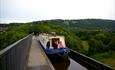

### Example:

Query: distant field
xmin=91 ymin=51 xmax=115 ymax=68
xmin=82 ymin=41 xmax=89 ymax=51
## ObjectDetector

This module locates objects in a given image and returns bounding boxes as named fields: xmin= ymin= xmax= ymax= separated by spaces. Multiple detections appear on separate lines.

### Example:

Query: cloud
xmin=0 ymin=0 xmax=115 ymax=23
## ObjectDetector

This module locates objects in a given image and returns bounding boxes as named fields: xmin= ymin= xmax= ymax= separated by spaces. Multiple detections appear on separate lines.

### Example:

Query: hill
xmin=39 ymin=19 xmax=115 ymax=31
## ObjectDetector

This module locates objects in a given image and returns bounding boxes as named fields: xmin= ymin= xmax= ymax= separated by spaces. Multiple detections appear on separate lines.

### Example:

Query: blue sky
xmin=0 ymin=0 xmax=115 ymax=23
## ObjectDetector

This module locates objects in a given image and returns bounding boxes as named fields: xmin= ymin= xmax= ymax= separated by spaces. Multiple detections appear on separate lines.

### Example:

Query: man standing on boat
xmin=52 ymin=41 xmax=58 ymax=49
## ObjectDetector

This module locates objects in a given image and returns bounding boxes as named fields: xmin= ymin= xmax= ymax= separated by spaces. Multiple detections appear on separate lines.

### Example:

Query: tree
xmin=108 ymin=36 xmax=115 ymax=51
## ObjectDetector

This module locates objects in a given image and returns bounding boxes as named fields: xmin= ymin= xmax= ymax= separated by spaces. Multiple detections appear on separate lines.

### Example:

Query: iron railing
xmin=68 ymin=49 xmax=114 ymax=70
xmin=0 ymin=34 xmax=32 ymax=70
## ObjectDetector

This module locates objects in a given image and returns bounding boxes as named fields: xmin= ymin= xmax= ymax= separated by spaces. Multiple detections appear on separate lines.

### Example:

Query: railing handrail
xmin=0 ymin=34 xmax=31 ymax=55
xmin=69 ymin=49 xmax=114 ymax=70
xmin=0 ymin=34 xmax=32 ymax=70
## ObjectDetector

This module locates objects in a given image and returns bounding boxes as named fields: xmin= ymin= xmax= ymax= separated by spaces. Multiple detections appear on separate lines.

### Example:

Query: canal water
xmin=48 ymin=54 xmax=87 ymax=70
xmin=68 ymin=59 xmax=87 ymax=70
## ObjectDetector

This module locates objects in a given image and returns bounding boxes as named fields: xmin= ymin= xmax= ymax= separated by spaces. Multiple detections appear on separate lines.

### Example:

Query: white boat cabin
xmin=38 ymin=33 xmax=66 ymax=49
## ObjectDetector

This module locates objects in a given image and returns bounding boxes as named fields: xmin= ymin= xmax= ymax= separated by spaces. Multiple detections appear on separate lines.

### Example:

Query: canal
xmin=47 ymin=54 xmax=87 ymax=70
xmin=68 ymin=59 xmax=87 ymax=70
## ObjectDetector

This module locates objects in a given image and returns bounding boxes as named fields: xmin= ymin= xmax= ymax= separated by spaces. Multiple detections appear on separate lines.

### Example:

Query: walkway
xmin=27 ymin=36 xmax=55 ymax=70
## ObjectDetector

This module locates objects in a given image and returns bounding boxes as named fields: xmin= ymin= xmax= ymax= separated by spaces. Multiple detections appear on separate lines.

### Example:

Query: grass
xmin=90 ymin=50 xmax=115 ymax=68
xmin=82 ymin=41 xmax=89 ymax=51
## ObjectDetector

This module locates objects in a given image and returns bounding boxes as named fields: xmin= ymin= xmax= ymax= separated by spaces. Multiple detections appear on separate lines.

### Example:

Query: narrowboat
xmin=37 ymin=32 xmax=70 ymax=55
xmin=37 ymin=32 xmax=70 ymax=62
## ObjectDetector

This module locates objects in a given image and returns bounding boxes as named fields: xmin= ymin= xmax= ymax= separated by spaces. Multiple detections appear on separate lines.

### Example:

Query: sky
xmin=0 ymin=0 xmax=115 ymax=23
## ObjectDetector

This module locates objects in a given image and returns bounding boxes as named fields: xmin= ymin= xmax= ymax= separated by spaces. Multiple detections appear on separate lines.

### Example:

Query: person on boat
xmin=46 ymin=41 xmax=50 ymax=49
xmin=52 ymin=41 xmax=58 ymax=49
xmin=58 ymin=41 xmax=64 ymax=48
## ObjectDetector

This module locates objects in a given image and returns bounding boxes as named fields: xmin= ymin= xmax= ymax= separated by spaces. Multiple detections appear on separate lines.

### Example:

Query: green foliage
xmin=91 ymin=50 xmax=115 ymax=68
xmin=68 ymin=19 xmax=115 ymax=31
xmin=0 ymin=24 xmax=29 ymax=50
xmin=108 ymin=36 xmax=115 ymax=51
xmin=82 ymin=41 xmax=89 ymax=51
xmin=88 ymin=39 xmax=107 ymax=55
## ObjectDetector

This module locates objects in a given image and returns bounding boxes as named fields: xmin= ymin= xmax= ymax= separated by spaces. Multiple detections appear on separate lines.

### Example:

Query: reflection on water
xmin=48 ymin=54 xmax=70 ymax=70
xmin=68 ymin=59 xmax=87 ymax=70
xmin=48 ymin=54 xmax=87 ymax=70
xmin=51 ymin=57 xmax=70 ymax=70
